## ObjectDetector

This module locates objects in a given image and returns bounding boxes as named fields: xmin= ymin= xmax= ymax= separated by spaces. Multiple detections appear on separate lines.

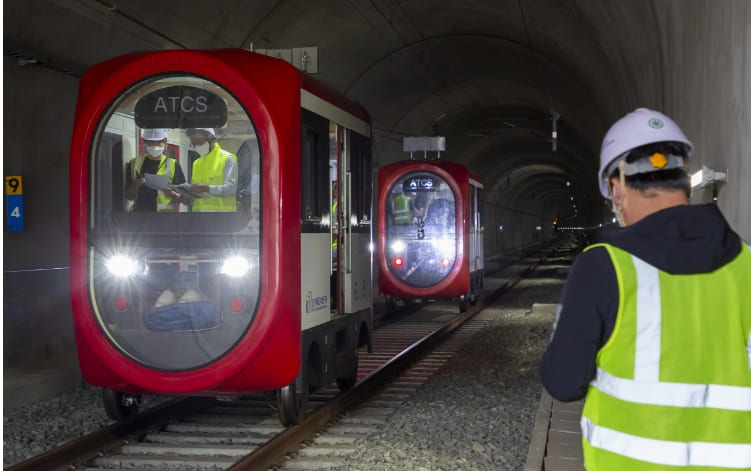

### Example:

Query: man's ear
xmin=609 ymin=177 xmax=623 ymax=205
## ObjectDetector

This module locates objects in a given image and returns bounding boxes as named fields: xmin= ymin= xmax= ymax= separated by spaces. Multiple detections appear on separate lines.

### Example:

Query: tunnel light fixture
xmin=551 ymin=110 xmax=559 ymax=151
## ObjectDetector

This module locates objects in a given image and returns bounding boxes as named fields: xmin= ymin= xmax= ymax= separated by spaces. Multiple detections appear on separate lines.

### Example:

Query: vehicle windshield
xmin=92 ymin=75 xmax=259 ymax=235
xmin=88 ymin=75 xmax=262 ymax=371
xmin=384 ymin=172 xmax=457 ymax=288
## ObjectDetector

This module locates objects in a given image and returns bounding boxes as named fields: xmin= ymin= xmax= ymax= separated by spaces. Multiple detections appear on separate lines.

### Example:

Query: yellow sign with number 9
xmin=5 ymin=176 xmax=23 ymax=195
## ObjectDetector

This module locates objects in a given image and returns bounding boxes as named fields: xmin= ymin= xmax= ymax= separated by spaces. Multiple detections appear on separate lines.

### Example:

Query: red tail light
xmin=393 ymin=256 xmax=404 ymax=267
xmin=114 ymin=297 xmax=129 ymax=311
xmin=229 ymin=298 xmax=244 ymax=312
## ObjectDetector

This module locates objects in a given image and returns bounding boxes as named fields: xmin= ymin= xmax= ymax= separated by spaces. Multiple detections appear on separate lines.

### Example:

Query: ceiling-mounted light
xmin=551 ymin=110 xmax=560 ymax=151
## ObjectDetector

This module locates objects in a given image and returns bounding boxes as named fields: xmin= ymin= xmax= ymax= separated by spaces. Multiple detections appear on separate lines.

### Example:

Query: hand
xmin=190 ymin=183 xmax=210 ymax=194
xmin=133 ymin=177 xmax=145 ymax=188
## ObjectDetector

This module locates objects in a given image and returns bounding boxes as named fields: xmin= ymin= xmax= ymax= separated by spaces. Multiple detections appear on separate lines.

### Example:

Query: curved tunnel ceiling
xmin=6 ymin=0 xmax=665 ymax=227
xmin=343 ymin=30 xmax=613 ymax=227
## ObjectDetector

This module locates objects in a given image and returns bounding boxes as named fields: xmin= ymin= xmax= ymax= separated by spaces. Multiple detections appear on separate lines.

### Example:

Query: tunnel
xmin=3 ymin=0 xmax=750 ymax=403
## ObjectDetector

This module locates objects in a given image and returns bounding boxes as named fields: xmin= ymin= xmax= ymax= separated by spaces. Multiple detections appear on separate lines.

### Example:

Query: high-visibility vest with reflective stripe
xmin=580 ymin=242 xmax=751 ymax=470
xmin=392 ymin=194 xmax=411 ymax=224
xmin=131 ymin=155 xmax=177 ymax=212
xmin=191 ymin=145 xmax=237 ymax=212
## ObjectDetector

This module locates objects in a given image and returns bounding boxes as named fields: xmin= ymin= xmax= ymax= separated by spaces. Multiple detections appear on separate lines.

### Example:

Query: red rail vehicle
xmin=69 ymin=49 xmax=373 ymax=425
xmin=377 ymin=138 xmax=484 ymax=312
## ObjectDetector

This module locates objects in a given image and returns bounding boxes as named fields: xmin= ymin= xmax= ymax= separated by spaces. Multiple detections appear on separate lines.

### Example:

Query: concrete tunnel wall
xmin=3 ymin=3 xmax=751 ymax=384
xmin=3 ymin=56 xmax=80 ymax=368
xmin=664 ymin=4 xmax=751 ymax=231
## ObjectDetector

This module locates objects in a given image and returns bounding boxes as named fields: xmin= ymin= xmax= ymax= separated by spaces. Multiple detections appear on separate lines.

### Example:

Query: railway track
xmin=8 ymin=245 xmax=562 ymax=471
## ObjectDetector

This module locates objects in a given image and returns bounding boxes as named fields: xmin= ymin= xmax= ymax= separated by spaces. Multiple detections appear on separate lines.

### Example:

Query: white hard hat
xmin=598 ymin=108 xmax=693 ymax=198
xmin=142 ymin=128 xmax=168 ymax=141
xmin=187 ymin=128 xmax=216 ymax=138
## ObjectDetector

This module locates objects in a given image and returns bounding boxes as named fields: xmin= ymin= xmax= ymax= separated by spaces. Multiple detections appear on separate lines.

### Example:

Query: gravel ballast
xmin=333 ymin=268 xmax=566 ymax=471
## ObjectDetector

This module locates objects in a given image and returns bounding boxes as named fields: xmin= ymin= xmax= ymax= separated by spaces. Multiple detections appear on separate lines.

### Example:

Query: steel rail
xmin=6 ymin=397 xmax=213 ymax=471
xmin=229 ymin=245 xmax=558 ymax=470
xmin=8 ymin=243 xmax=560 ymax=471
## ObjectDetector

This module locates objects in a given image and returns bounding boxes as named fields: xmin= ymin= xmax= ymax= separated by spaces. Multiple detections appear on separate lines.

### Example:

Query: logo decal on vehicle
xmin=305 ymin=290 xmax=328 ymax=313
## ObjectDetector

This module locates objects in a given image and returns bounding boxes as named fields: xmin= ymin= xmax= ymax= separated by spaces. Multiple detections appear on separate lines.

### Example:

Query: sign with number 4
xmin=6 ymin=176 xmax=24 ymax=231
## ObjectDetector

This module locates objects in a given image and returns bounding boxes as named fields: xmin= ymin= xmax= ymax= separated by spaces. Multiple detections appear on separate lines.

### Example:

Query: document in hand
xmin=169 ymin=183 xmax=209 ymax=199
xmin=144 ymin=173 xmax=169 ymax=190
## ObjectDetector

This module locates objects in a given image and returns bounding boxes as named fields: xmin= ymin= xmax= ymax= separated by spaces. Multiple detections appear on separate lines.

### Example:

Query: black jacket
xmin=541 ymin=204 xmax=743 ymax=401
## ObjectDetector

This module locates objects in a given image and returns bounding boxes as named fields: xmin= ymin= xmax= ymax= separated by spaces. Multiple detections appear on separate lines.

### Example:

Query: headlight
xmin=105 ymin=255 xmax=139 ymax=277
xmin=390 ymin=240 xmax=406 ymax=253
xmin=220 ymin=256 xmax=251 ymax=277
xmin=432 ymin=238 xmax=454 ymax=257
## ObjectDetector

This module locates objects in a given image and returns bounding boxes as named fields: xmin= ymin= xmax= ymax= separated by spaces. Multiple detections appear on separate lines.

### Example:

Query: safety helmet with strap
xmin=598 ymin=108 xmax=694 ymax=198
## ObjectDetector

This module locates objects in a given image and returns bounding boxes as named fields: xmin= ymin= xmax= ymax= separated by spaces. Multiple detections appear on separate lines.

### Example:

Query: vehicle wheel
xmin=336 ymin=348 xmax=359 ymax=391
xmin=102 ymin=389 xmax=140 ymax=423
xmin=277 ymin=368 xmax=309 ymax=426
xmin=470 ymin=286 xmax=478 ymax=305
xmin=459 ymin=293 xmax=469 ymax=313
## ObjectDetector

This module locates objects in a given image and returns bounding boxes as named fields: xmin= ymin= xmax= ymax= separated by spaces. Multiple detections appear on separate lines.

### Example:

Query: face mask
xmin=146 ymin=145 xmax=164 ymax=158
xmin=191 ymin=142 xmax=210 ymax=157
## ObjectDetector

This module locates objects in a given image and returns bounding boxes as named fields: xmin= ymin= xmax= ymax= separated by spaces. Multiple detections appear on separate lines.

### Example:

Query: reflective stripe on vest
xmin=131 ymin=155 xmax=177 ymax=212
xmin=581 ymin=242 xmax=751 ymax=470
xmin=581 ymin=416 xmax=751 ymax=468
xmin=392 ymin=194 xmax=411 ymax=224
xmin=191 ymin=145 xmax=237 ymax=212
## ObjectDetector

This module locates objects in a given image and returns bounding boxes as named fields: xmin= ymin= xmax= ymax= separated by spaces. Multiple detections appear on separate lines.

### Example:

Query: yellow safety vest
xmin=191 ymin=144 xmax=237 ymax=212
xmin=581 ymin=242 xmax=751 ymax=470
xmin=130 ymin=155 xmax=177 ymax=212
xmin=332 ymin=200 xmax=338 ymax=248
xmin=392 ymin=194 xmax=412 ymax=224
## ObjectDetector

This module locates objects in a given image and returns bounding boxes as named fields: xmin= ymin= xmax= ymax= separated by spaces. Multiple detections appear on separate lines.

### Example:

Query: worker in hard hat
xmin=182 ymin=128 xmax=238 ymax=212
xmin=125 ymin=128 xmax=186 ymax=212
xmin=390 ymin=184 xmax=412 ymax=225
xmin=540 ymin=108 xmax=750 ymax=470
